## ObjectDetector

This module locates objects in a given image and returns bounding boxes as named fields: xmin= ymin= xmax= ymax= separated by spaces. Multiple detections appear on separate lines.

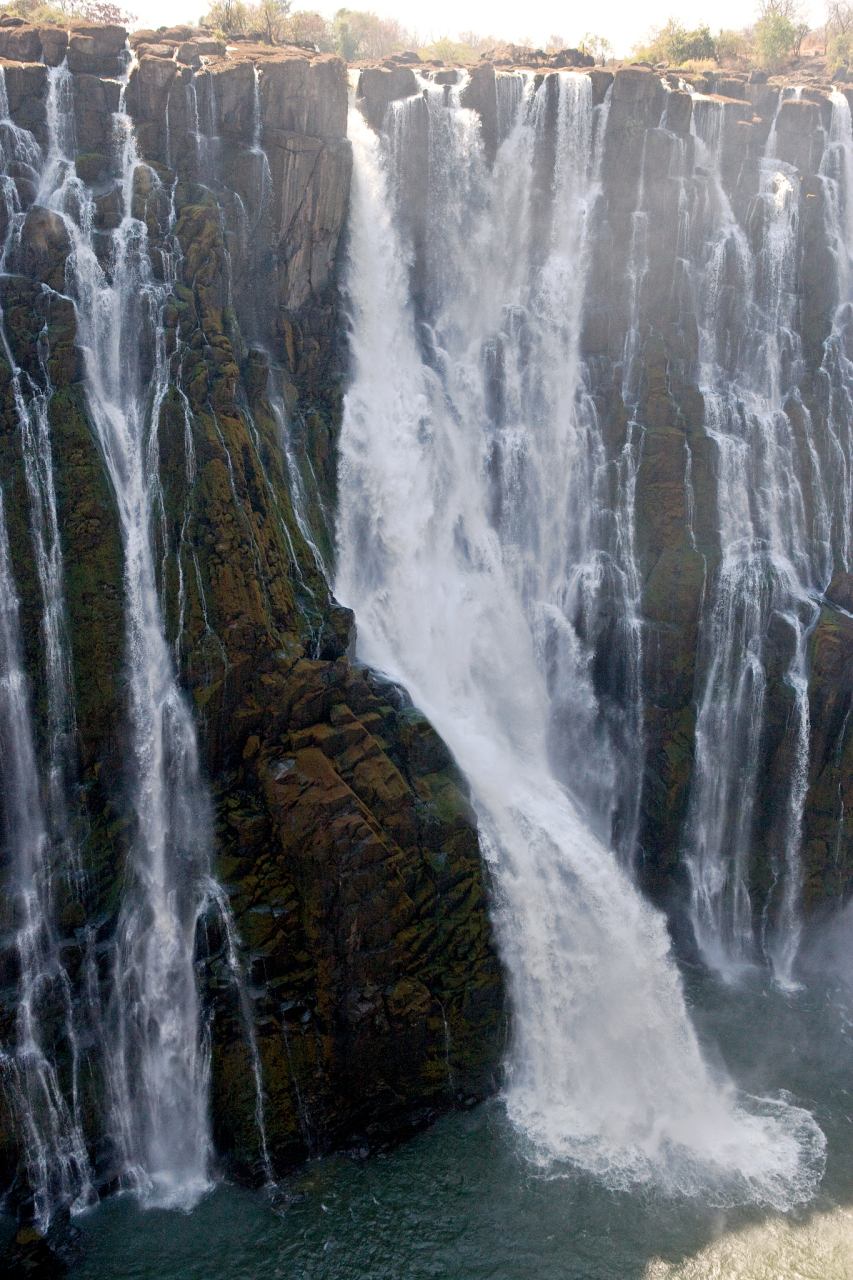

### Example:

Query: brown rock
xmin=67 ymin=22 xmax=127 ymax=75
xmin=176 ymin=41 xmax=201 ymax=67
xmin=586 ymin=68 xmax=614 ymax=106
xmin=135 ymin=43 xmax=177 ymax=60
xmin=827 ymin=573 xmax=853 ymax=613
xmin=0 ymin=23 xmax=41 ymax=62
xmin=38 ymin=25 xmax=68 ymax=67
xmin=663 ymin=89 xmax=692 ymax=134
xmin=357 ymin=65 xmax=418 ymax=131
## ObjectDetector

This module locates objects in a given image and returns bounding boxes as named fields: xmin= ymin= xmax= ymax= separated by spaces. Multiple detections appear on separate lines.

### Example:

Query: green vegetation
xmin=0 ymin=0 xmax=135 ymax=24
xmin=631 ymin=0 xmax=825 ymax=72
xmin=827 ymin=1 xmax=853 ymax=74
xmin=755 ymin=11 xmax=796 ymax=67
xmin=200 ymin=2 xmax=413 ymax=54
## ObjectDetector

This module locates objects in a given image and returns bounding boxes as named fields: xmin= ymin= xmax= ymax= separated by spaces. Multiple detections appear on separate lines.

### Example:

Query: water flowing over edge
xmin=335 ymin=77 xmax=827 ymax=1208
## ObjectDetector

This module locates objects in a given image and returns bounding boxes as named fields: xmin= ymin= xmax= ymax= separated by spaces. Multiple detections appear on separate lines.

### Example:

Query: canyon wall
xmin=2 ymin=17 xmax=853 ymax=1224
xmin=0 ymin=24 xmax=503 ymax=1212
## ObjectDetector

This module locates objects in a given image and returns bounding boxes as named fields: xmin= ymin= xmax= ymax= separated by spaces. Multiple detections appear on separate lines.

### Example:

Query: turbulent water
xmin=335 ymin=74 xmax=828 ymax=1207
xmin=12 ymin=962 xmax=853 ymax=1278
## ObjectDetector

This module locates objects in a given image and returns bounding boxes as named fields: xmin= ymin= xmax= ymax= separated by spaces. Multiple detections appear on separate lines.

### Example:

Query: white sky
xmin=131 ymin=0 xmax=828 ymax=60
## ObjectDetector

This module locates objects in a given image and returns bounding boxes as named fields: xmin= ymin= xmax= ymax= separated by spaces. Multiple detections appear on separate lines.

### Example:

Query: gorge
xmin=0 ymin=18 xmax=851 ymax=1276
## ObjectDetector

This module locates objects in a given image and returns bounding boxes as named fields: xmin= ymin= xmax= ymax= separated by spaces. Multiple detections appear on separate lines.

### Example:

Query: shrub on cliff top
xmin=0 ymin=0 xmax=135 ymax=23
xmin=755 ymin=10 xmax=796 ymax=66
xmin=633 ymin=17 xmax=716 ymax=64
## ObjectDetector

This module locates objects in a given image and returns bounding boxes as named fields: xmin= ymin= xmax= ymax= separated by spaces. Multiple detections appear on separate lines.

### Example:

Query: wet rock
xmin=15 ymin=206 xmax=72 ymax=292
xmin=39 ymin=25 xmax=68 ymax=67
xmin=461 ymin=62 xmax=498 ymax=163
xmin=356 ymin=64 xmax=419 ymax=131
xmin=586 ymin=68 xmax=614 ymax=106
xmin=826 ymin=572 xmax=853 ymax=613
xmin=1 ymin=1208 xmax=83 ymax=1277
xmin=775 ymin=98 xmax=824 ymax=173
xmin=663 ymin=89 xmax=692 ymax=134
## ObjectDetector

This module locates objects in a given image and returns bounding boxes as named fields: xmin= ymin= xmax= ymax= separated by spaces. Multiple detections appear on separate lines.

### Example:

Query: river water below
xmin=4 ymin=959 xmax=850 ymax=1279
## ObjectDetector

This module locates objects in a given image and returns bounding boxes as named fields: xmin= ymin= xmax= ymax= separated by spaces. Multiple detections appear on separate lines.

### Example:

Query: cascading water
xmin=684 ymin=92 xmax=828 ymax=985
xmin=34 ymin=59 xmax=215 ymax=1206
xmin=337 ymin=75 xmax=825 ymax=1204
xmin=0 ymin=67 xmax=95 ymax=1229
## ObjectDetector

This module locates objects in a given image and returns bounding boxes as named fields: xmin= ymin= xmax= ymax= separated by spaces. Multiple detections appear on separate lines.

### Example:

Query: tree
xmin=581 ymin=31 xmax=613 ymax=62
xmin=792 ymin=19 xmax=810 ymax=52
xmin=259 ymin=0 xmax=290 ymax=43
xmin=758 ymin=0 xmax=805 ymax=17
xmin=755 ymin=10 xmax=796 ymax=65
xmin=826 ymin=0 xmax=853 ymax=65
xmin=205 ymin=0 xmax=248 ymax=32
xmin=632 ymin=18 xmax=716 ymax=65
xmin=285 ymin=11 xmax=335 ymax=50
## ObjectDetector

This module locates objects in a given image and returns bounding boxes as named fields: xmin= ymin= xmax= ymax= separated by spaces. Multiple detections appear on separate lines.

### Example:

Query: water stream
xmin=33 ymin=59 xmax=216 ymax=1208
xmin=335 ymin=76 xmax=825 ymax=1206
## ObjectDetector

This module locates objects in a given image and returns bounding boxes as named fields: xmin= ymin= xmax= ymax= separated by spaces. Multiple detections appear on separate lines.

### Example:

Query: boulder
xmin=663 ymin=88 xmax=692 ymax=134
xmin=826 ymin=572 xmax=853 ymax=613
xmin=586 ymin=68 xmax=614 ymax=106
xmin=192 ymin=38 xmax=226 ymax=57
xmin=775 ymin=98 xmax=824 ymax=173
xmin=15 ymin=206 xmax=72 ymax=292
xmin=176 ymin=41 xmax=201 ymax=67
xmin=135 ymin=43 xmax=177 ymax=60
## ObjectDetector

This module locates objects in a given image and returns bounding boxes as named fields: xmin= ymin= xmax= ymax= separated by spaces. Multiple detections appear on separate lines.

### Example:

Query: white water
xmin=336 ymin=81 xmax=825 ymax=1204
xmin=34 ymin=61 xmax=214 ymax=1207
xmin=0 ymin=68 xmax=95 ymax=1229
xmin=684 ymin=94 xmax=828 ymax=985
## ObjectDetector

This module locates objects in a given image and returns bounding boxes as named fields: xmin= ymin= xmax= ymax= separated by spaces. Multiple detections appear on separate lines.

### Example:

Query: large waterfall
xmin=336 ymin=74 xmax=826 ymax=1205
xmin=4 ymin=29 xmax=853 ymax=1259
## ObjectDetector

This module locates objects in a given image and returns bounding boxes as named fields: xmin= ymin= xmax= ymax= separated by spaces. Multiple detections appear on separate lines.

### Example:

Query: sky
xmin=132 ymin=0 xmax=829 ymax=60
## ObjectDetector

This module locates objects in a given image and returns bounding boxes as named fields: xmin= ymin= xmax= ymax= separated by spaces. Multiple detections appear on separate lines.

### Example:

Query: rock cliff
xmin=0 ymin=24 xmax=503 ymax=1211
xmin=3 ymin=21 xmax=853 ymax=1226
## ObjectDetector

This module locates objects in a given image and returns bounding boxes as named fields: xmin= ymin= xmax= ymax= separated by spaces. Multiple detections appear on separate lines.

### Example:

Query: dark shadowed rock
xmin=461 ymin=62 xmax=498 ymax=163
xmin=826 ymin=573 xmax=853 ymax=613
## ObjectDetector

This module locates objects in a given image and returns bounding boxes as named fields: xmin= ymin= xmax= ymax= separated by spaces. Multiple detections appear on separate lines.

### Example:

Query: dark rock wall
xmin=0 ymin=29 xmax=503 ymax=1200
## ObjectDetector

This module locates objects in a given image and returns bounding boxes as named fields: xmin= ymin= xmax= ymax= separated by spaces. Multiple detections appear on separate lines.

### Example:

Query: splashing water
xmin=336 ymin=79 xmax=825 ymax=1205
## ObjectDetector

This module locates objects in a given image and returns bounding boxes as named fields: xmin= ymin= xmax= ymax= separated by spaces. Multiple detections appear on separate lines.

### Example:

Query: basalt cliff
xmin=0 ymin=19 xmax=852 ymax=1233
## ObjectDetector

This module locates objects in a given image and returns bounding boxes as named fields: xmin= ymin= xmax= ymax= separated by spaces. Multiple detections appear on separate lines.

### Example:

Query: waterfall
xmin=33 ymin=60 xmax=214 ymax=1206
xmin=683 ymin=93 xmax=827 ymax=985
xmin=0 ymin=67 xmax=95 ymax=1229
xmin=337 ymin=78 xmax=825 ymax=1205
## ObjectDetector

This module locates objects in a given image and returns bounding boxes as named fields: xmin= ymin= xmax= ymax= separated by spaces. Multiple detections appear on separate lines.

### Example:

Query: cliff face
xmin=3 ymin=21 xmax=853 ymax=1222
xmin=0 ymin=24 xmax=503 ymax=1207
xmin=354 ymin=58 xmax=853 ymax=948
